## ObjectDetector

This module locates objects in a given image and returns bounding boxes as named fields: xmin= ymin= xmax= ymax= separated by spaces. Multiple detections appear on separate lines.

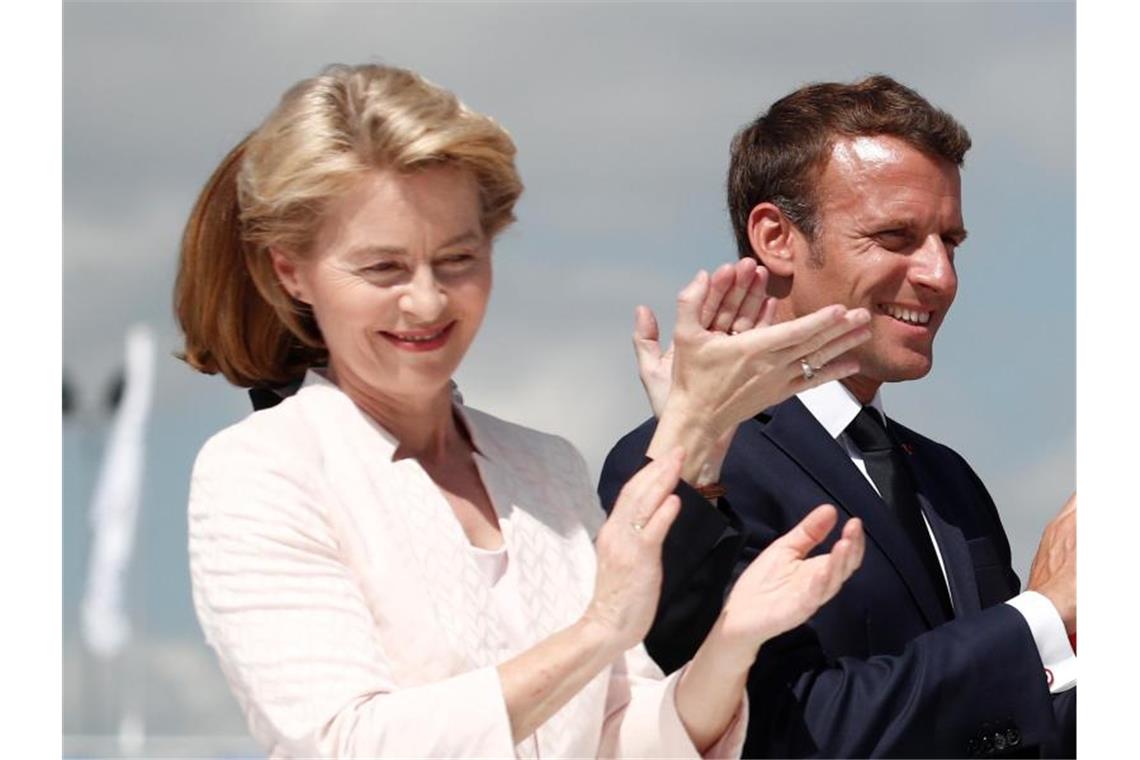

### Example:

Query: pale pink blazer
xmin=189 ymin=371 xmax=746 ymax=758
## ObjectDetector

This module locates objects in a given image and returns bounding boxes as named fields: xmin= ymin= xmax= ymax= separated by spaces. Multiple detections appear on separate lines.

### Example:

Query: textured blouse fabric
xmin=188 ymin=370 xmax=746 ymax=758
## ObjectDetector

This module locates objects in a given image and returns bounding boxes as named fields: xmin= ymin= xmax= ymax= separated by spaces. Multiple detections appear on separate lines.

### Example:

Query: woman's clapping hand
xmin=717 ymin=505 xmax=864 ymax=653
xmin=583 ymin=448 xmax=685 ymax=652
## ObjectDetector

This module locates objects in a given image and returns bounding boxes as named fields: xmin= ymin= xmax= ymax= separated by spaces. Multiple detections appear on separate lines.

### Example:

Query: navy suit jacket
xmin=599 ymin=397 xmax=1075 ymax=758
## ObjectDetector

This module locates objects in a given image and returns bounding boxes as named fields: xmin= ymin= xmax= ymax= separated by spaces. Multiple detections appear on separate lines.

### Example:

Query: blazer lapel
xmin=896 ymin=428 xmax=982 ymax=617
xmin=295 ymin=372 xmax=508 ymax=678
xmin=459 ymin=408 xmax=605 ymax=758
xmin=760 ymin=398 xmax=949 ymax=628
xmin=459 ymin=407 xmax=593 ymax=644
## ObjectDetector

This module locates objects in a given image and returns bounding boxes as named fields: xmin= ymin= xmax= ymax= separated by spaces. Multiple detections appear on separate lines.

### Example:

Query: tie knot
xmin=845 ymin=406 xmax=893 ymax=452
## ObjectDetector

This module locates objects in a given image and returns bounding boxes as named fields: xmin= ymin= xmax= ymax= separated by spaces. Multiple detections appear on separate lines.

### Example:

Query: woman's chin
xmin=374 ymin=364 xmax=464 ymax=400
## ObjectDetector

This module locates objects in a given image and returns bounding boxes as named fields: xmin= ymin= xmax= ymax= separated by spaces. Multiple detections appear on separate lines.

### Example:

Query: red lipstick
xmin=379 ymin=322 xmax=455 ymax=352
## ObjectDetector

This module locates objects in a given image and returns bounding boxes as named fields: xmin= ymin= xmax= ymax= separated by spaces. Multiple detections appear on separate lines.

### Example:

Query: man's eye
xmin=363 ymin=261 xmax=400 ymax=274
xmin=875 ymin=230 xmax=912 ymax=249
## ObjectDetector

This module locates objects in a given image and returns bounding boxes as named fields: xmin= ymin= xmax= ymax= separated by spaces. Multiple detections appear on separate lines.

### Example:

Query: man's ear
xmin=269 ymin=247 xmax=309 ymax=304
xmin=746 ymin=203 xmax=800 ymax=278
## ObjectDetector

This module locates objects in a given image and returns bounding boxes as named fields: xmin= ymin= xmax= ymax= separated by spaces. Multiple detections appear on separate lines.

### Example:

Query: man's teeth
xmin=881 ymin=305 xmax=930 ymax=325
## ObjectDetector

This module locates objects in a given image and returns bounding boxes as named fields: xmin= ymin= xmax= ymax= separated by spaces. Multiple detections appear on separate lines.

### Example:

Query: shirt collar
xmin=796 ymin=381 xmax=885 ymax=441
xmin=302 ymin=368 xmax=487 ymax=460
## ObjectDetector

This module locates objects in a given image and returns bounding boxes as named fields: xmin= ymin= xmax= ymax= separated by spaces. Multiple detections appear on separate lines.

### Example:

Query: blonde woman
xmin=178 ymin=64 xmax=870 ymax=758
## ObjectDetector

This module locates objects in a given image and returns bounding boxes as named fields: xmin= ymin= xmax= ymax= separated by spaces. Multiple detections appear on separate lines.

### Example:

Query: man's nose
xmin=398 ymin=266 xmax=447 ymax=322
xmin=909 ymin=236 xmax=957 ymax=296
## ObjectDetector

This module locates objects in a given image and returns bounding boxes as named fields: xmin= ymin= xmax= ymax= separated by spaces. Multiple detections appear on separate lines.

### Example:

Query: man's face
xmin=785 ymin=135 xmax=965 ymax=399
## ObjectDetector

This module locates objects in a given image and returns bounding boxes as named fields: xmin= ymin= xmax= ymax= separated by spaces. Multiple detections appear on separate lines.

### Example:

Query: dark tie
xmin=845 ymin=407 xmax=954 ymax=620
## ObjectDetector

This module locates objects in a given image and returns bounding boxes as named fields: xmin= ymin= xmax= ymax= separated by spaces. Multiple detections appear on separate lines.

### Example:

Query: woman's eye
xmin=437 ymin=253 xmax=474 ymax=267
xmin=363 ymin=261 xmax=400 ymax=274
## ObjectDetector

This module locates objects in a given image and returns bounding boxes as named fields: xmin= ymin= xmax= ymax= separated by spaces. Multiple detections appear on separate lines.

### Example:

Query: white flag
xmin=80 ymin=324 xmax=155 ymax=660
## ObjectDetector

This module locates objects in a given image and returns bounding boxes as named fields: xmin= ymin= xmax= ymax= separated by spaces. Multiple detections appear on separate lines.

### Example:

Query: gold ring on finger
xmin=800 ymin=357 xmax=823 ymax=381
xmin=630 ymin=521 xmax=645 ymax=532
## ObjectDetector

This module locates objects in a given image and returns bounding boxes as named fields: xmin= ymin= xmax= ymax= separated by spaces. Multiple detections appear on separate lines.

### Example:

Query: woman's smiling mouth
xmin=379 ymin=322 xmax=455 ymax=351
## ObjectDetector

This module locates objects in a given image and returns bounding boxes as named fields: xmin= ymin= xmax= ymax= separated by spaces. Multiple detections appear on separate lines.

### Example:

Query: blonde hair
xmin=175 ymin=64 xmax=523 ymax=387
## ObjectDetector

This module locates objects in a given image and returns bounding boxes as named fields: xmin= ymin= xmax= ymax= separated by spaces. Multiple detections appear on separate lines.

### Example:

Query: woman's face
xmin=275 ymin=165 xmax=492 ymax=401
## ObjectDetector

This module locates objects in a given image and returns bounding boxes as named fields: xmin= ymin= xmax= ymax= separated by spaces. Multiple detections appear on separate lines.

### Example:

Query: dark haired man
xmin=600 ymin=75 xmax=1076 ymax=758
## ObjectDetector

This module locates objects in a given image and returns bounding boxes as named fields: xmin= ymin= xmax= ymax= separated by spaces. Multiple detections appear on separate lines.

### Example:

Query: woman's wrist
xmin=676 ymin=611 xmax=753 ymax=753
xmin=699 ymin=610 xmax=763 ymax=675
xmin=574 ymin=610 xmax=637 ymax=665
xmin=499 ymin=613 xmax=638 ymax=743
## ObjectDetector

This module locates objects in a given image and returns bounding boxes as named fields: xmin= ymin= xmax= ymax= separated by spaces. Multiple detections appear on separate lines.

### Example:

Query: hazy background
xmin=63 ymin=2 xmax=1074 ymax=755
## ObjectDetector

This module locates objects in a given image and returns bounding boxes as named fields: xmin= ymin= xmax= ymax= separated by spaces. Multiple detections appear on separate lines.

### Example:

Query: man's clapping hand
xmin=1027 ymin=493 xmax=1076 ymax=635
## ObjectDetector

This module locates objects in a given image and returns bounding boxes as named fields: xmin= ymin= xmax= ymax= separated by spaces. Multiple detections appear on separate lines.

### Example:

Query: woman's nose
xmin=398 ymin=266 xmax=447 ymax=322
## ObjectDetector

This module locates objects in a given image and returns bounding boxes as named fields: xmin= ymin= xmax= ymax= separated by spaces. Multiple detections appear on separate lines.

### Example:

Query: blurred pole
xmin=79 ymin=324 xmax=155 ymax=754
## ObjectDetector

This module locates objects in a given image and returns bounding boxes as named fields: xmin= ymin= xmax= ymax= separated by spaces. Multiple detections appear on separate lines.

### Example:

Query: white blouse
xmin=188 ymin=370 xmax=746 ymax=758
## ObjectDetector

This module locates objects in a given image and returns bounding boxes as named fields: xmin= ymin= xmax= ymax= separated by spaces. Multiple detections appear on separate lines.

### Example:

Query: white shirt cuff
xmin=1005 ymin=590 xmax=1076 ymax=693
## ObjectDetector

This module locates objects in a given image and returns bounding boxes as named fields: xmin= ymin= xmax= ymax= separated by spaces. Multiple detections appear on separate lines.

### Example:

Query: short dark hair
xmin=726 ymin=74 xmax=971 ymax=257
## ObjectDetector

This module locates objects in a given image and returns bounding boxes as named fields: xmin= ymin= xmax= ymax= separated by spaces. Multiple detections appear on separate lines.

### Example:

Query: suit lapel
xmin=895 ymin=427 xmax=982 ymax=616
xmin=760 ymin=398 xmax=949 ymax=628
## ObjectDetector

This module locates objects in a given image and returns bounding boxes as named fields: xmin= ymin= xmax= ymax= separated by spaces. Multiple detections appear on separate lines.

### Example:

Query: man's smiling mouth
xmin=879 ymin=303 xmax=931 ymax=325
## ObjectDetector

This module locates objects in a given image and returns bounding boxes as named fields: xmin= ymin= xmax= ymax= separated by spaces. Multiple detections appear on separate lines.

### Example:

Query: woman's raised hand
xmin=715 ymin=505 xmax=865 ymax=656
xmin=582 ymin=448 xmax=685 ymax=651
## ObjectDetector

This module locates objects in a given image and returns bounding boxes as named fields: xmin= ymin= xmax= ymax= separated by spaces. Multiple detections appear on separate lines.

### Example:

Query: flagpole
xmin=79 ymin=323 xmax=155 ymax=754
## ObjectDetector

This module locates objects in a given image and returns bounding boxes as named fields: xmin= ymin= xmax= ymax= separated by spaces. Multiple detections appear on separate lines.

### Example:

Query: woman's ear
xmin=269 ymin=247 xmax=310 ymax=304
xmin=746 ymin=203 xmax=799 ymax=278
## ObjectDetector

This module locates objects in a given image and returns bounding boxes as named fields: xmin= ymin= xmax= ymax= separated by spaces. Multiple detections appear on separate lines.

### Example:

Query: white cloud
xmin=986 ymin=436 xmax=1076 ymax=582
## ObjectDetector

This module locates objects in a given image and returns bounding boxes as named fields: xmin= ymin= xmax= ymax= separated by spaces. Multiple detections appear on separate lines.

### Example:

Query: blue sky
xmin=61 ymin=0 xmax=1075 ymax=743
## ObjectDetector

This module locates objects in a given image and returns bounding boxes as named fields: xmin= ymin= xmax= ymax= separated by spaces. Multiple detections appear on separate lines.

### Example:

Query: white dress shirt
xmin=796 ymin=381 xmax=1076 ymax=693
